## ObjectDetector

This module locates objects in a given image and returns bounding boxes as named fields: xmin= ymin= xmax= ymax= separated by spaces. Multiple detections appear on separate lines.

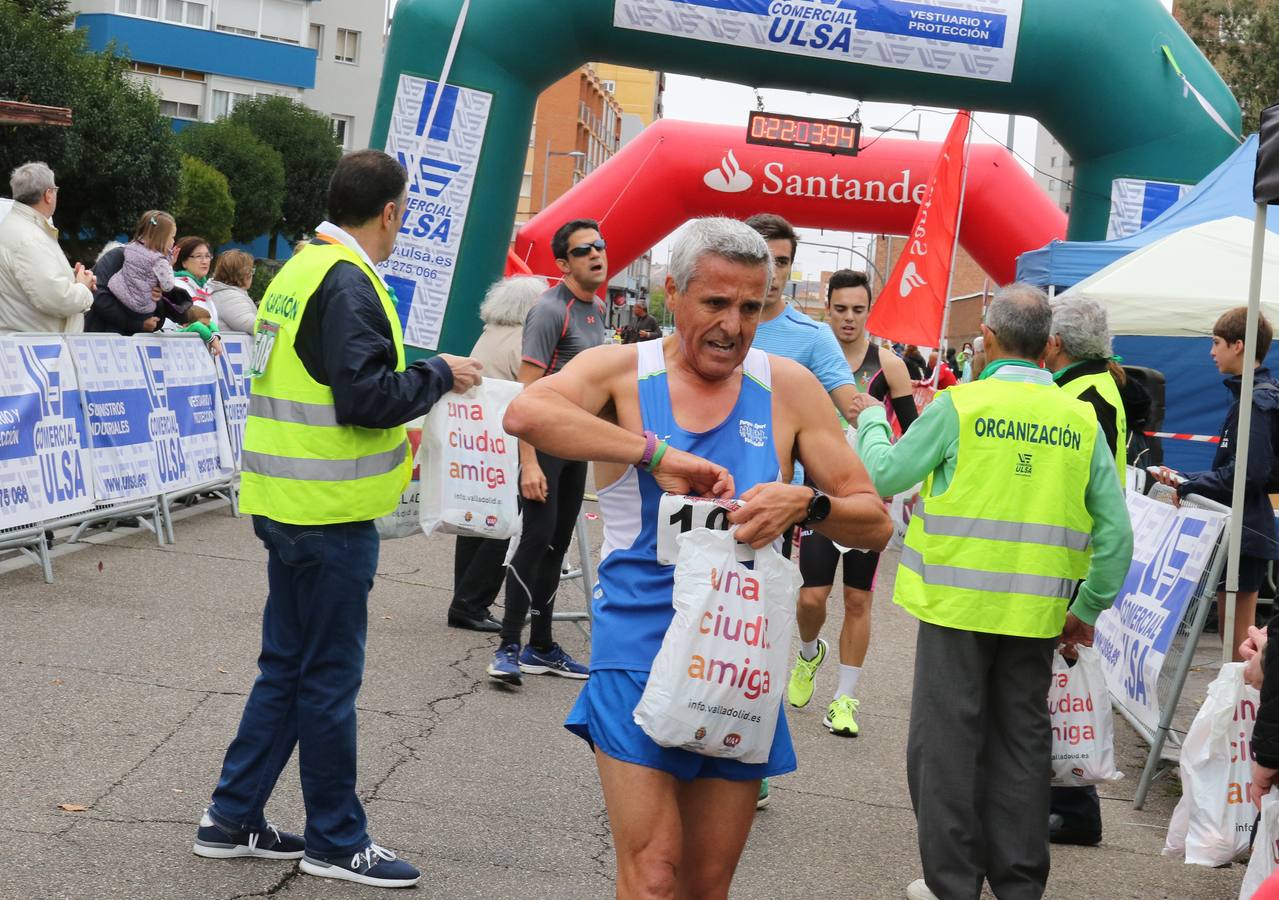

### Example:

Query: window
xmin=308 ymin=23 xmax=323 ymax=53
xmin=210 ymin=89 xmax=251 ymax=119
xmin=120 ymin=0 xmax=204 ymax=26
xmin=334 ymin=28 xmax=360 ymax=64
xmin=130 ymin=62 xmax=204 ymax=82
xmin=601 ymin=80 xmax=616 ymax=93
xmin=159 ymin=100 xmax=200 ymax=120
xmin=331 ymin=114 xmax=354 ymax=150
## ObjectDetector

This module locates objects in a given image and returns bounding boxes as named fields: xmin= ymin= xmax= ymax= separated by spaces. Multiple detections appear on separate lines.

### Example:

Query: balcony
xmin=76 ymin=13 xmax=317 ymax=89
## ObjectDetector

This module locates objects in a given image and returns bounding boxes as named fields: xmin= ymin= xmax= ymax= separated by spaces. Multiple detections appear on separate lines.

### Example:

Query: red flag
xmin=866 ymin=110 xmax=971 ymax=348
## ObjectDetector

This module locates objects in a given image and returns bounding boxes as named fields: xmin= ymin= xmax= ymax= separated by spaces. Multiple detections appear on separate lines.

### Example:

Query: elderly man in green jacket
xmin=847 ymin=283 xmax=1133 ymax=900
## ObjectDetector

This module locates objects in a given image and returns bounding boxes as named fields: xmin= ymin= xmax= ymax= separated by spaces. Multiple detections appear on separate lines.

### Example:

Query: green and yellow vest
xmin=239 ymin=241 xmax=411 ymax=525
xmin=1059 ymin=367 xmax=1127 ymax=483
xmin=895 ymin=378 xmax=1099 ymax=638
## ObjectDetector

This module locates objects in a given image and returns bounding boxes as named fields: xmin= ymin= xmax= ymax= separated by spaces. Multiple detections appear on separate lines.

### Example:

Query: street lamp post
xmin=801 ymin=240 xmax=885 ymax=292
xmin=868 ymin=115 xmax=923 ymax=281
xmin=541 ymin=142 xmax=586 ymax=212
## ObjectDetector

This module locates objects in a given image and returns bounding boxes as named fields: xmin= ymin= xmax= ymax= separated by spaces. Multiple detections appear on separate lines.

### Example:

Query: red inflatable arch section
xmin=515 ymin=119 xmax=1065 ymax=286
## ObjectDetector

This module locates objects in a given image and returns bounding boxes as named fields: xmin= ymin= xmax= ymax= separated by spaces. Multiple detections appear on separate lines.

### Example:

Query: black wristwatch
xmin=803 ymin=487 xmax=831 ymax=526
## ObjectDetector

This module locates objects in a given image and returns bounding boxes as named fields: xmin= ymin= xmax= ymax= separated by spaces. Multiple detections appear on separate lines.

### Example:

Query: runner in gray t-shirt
xmin=521 ymin=280 xmax=607 ymax=374
xmin=487 ymin=219 xmax=609 ymax=686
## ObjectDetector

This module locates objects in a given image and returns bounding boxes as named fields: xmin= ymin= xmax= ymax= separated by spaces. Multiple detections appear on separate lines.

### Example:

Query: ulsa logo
xmin=899 ymin=261 xmax=927 ymax=296
xmin=704 ymin=149 xmax=752 ymax=193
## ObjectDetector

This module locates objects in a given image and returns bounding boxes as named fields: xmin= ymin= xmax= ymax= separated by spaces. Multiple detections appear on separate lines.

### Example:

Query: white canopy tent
xmin=1062 ymin=215 xmax=1279 ymax=334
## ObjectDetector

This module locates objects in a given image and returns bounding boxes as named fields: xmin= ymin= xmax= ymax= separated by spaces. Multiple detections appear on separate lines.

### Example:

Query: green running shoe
xmin=756 ymin=778 xmax=770 ymax=810
xmin=824 ymin=694 xmax=860 ymax=737
xmin=786 ymin=638 xmax=828 ymax=708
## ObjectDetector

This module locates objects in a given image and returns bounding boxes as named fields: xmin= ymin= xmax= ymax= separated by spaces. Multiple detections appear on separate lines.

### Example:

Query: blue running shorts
xmin=565 ymin=669 xmax=797 ymax=781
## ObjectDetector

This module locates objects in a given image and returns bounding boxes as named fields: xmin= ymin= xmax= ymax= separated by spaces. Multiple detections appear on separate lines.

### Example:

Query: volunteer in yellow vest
xmin=846 ymin=284 xmax=1133 ymax=900
xmin=1042 ymin=295 xmax=1128 ymax=850
xmin=195 ymin=150 xmax=481 ymax=890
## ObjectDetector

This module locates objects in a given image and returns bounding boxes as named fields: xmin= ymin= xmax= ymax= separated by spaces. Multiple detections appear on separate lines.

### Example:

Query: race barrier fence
xmin=1101 ymin=475 xmax=1232 ymax=808
xmin=0 ymin=331 xmax=250 ymax=582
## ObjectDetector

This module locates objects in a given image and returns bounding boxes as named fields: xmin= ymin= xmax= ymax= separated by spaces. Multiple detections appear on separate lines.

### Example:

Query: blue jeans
xmin=207 ymin=516 xmax=378 ymax=856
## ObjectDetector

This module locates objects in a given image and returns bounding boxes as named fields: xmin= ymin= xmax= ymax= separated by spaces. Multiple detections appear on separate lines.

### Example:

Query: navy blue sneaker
xmin=519 ymin=643 xmax=589 ymax=679
xmin=300 ymin=842 xmax=420 ymax=888
xmin=192 ymin=809 xmax=304 ymax=859
xmin=487 ymin=642 xmax=522 ymax=685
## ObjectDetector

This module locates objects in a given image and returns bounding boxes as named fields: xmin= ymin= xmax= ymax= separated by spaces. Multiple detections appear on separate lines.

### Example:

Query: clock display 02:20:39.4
xmin=746 ymin=111 xmax=861 ymax=156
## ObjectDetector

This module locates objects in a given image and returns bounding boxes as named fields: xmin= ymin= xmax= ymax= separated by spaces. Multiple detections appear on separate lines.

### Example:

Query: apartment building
xmin=72 ymin=0 xmax=387 ymax=149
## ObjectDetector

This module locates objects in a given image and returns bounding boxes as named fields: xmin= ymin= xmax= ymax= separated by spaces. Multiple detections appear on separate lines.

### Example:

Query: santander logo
xmin=899 ymin=261 xmax=928 ymax=296
xmin=704 ymin=149 xmax=753 ymax=193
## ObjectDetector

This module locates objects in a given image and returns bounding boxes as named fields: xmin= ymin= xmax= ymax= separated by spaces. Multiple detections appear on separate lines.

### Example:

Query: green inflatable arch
xmin=372 ymin=0 xmax=1239 ymax=355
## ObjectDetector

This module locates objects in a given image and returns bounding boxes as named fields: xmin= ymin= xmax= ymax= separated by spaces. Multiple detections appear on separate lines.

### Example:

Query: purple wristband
xmin=638 ymin=430 xmax=658 ymax=469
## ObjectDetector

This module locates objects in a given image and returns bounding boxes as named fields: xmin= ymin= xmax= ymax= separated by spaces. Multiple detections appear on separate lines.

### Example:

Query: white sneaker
xmin=906 ymin=879 xmax=940 ymax=900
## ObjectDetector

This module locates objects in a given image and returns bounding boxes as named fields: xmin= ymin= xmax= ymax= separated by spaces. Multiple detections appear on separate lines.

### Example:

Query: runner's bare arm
xmin=880 ymin=351 xmax=914 ymax=399
xmin=729 ymin=358 xmax=891 ymax=550
xmin=830 ymin=383 xmax=859 ymax=421
xmin=504 ymin=344 xmax=735 ymax=498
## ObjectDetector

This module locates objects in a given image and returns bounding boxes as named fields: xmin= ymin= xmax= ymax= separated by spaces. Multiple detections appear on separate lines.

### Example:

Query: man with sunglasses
xmin=487 ymin=218 xmax=608 ymax=685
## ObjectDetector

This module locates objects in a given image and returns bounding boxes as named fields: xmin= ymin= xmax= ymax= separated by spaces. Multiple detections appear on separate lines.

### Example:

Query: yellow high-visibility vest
xmin=239 ymin=241 xmax=410 ymax=525
xmin=894 ymin=378 xmax=1099 ymax=638
xmin=1060 ymin=367 xmax=1127 ymax=484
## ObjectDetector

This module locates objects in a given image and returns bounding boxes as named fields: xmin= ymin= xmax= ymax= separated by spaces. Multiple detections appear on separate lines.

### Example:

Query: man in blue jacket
xmin=1156 ymin=307 xmax=1279 ymax=661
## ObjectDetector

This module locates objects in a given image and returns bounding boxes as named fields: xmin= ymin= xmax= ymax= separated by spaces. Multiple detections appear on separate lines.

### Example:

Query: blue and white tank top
xmin=590 ymin=339 xmax=781 ymax=672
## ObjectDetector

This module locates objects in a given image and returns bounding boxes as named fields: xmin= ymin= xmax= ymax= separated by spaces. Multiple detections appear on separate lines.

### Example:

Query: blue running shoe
xmin=299 ymin=842 xmax=420 ymax=888
xmin=192 ymin=809 xmax=304 ymax=859
xmin=487 ymin=642 xmax=523 ymax=685
xmin=519 ymin=643 xmax=589 ymax=679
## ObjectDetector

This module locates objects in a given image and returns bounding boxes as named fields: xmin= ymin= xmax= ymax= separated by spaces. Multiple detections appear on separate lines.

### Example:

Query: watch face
xmin=810 ymin=491 xmax=832 ymax=522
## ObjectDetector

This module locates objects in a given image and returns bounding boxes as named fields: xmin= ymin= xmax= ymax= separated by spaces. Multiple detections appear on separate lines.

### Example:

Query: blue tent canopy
xmin=1017 ymin=135 xmax=1278 ymax=289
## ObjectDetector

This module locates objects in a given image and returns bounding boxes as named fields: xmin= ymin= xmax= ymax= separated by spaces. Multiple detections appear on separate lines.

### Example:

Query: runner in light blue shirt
xmin=745 ymin=214 xmax=856 ymax=421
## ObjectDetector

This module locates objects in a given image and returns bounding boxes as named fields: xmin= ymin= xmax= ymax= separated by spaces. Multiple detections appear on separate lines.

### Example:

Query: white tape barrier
xmin=0 ymin=332 xmax=249 ymax=532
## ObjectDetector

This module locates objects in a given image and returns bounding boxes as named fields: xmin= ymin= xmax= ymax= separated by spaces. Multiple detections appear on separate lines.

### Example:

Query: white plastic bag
xmin=1047 ymin=646 xmax=1123 ymax=786
xmin=419 ymin=378 xmax=522 ymax=539
xmin=1240 ymin=792 xmax=1279 ymax=899
xmin=1162 ymin=663 xmax=1260 ymax=866
xmin=633 ymin=527 xmax=802 ymax=763
xmin=374 ymin=417 xmax=425 ymax=539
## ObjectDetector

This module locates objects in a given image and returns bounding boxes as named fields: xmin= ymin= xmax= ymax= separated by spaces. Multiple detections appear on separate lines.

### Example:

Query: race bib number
xmin=656 ymin=493 xmax=741 ymax=565
xmin=247 ymin=320 xmax=279 ymax=379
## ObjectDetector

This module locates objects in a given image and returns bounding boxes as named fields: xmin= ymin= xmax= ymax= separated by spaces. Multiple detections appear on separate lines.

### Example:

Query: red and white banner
xmin=866 ymin=110 xmax=971 ymax=348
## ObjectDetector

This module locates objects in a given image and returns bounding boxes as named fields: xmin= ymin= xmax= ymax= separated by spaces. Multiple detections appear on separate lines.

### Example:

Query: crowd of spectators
xmin=0 ymin=160 xmax=259 ymax=346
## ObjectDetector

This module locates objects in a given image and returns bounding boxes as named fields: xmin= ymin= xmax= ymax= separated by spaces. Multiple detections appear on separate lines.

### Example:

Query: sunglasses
xmin=568 ymin=239 xmax=607 ymax=258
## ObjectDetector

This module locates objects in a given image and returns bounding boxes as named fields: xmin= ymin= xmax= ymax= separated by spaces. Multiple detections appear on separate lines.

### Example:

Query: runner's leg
xmin=674 ymin=777 xmax=758 ymax=900
xmin=595 ymin=749 xmax=683 ymax=899
xmin=500 ymin=451 xmax=565 ymax=647
xmin=529 ymin=457 xmax=587 ymax=649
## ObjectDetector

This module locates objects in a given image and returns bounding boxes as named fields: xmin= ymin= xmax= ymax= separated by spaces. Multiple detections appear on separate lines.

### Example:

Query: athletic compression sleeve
xmin=891 ymin=395 xmax=919 ymax=433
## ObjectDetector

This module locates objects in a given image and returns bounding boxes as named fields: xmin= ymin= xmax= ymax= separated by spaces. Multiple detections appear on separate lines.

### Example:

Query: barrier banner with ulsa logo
xmin=418 ymin=378 xmax=522 ymax=538
xmin=214 ymin=332 xmax=251 ymax=471
xmin=0 ymin=335 xmax=93 ymax=528
xmin=150 ymin=336 xmax=226 ymax=490
xmin=634 ymin=528 xmax=801 ymax=764
xmin=67 ymin=334 xmax=161 ymax=502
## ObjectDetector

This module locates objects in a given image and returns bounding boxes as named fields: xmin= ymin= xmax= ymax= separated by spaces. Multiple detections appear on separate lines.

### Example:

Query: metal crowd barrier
xmin=1127 ymin=486 xmax=1231 ymax=809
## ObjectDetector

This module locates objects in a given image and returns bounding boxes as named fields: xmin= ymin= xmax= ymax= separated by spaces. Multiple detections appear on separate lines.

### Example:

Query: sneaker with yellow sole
xmin=823 ymin=694 xmax=860 ymax=736
xmin=786 ymin=639 xmax=828 ymax=708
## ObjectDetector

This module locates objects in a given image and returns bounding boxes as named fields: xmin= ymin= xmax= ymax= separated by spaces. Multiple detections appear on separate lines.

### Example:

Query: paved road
xmin=0 ymin=500 xmax=1245 ymax=899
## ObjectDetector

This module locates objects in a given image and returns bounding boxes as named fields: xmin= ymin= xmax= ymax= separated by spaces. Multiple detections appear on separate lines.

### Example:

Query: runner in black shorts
xmin=787 ymin=270 xmax=919 ymax=736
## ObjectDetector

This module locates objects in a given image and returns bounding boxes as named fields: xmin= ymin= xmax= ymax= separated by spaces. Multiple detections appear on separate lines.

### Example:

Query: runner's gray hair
xmin=10 ymin=161 xmax=55 ymax=205
xmin=668 ymin=217 xmax=773 ymax=294
xmin=1051 ymin=296 xmax=1112 ymax=361
xmin=985 ymin=282 xmax=1052 ymax=360
xmin=479 ymin=275 xmax=547 ymax=327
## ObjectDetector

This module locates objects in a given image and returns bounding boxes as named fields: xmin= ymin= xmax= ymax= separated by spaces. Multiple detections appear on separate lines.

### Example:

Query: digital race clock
xmin=746 ymin=111 xmax=861 ymax=156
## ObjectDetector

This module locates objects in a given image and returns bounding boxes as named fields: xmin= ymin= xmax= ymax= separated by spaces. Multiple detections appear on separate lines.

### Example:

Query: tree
xmin=174 ymin=155 xmax=234 ymax=248
xmin=229 ymin=95 xmax=341 ymax=257
xmin=1177 ymin=0 xmax=1279 ymax=134
xmin=0 ymin=0 xmax=179 ymax=259
xmin=178 ymin=120 xmax=285 ymax=244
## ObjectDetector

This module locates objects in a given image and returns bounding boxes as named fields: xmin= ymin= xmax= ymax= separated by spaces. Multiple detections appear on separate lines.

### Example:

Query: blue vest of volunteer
xmin=590 ymin=339 xmax=780 ymax=671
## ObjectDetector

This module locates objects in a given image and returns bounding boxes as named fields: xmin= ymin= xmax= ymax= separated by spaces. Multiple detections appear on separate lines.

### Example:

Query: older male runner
xmin=847 ymin=284 xmax=1132 ymax=900
xmin=503 ymin=217 xmax=891 ymax=898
